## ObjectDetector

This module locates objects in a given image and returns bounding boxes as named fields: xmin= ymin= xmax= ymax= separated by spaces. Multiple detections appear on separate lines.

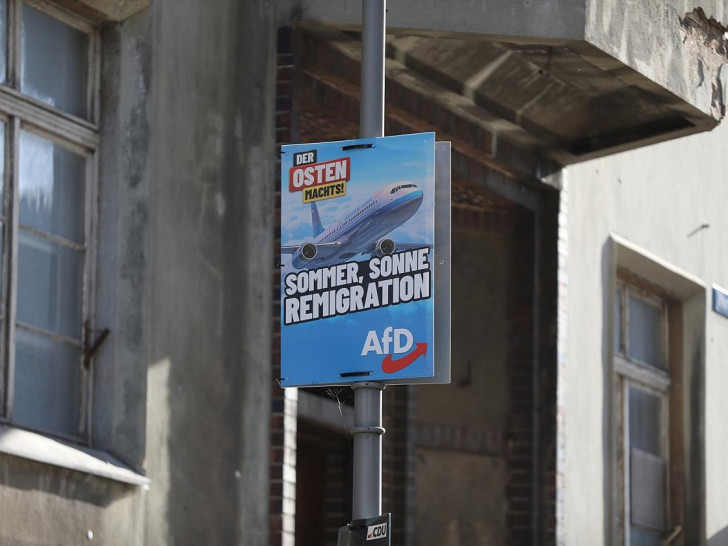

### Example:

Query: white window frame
xmin=0 ymin=0 xmax=99 ymax=442
xmin=614 ymin=278 xmax=671 ymax=546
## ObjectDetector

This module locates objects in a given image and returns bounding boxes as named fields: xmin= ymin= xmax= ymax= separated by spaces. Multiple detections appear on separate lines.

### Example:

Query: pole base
xmin=337 ymin=513 xmax=391 ymax=546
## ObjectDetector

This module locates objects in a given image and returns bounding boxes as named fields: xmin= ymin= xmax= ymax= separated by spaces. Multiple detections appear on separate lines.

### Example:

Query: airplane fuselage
xmin=291 ymin=181 xmax=424 ymax=269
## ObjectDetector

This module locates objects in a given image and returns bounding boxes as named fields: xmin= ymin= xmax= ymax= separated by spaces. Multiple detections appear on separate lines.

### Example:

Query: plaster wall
xmin=132 ymin=0 xmax=276 ymax=542
xmin=565 ymin=109 xmax=728 ymax=544
xmin=0 ymin=456 xmax=145 ymax=545
xmin=0 ymin=0 xmax=276 ymax=544
xmin=585 ymin=0 xmax=728 ymax=122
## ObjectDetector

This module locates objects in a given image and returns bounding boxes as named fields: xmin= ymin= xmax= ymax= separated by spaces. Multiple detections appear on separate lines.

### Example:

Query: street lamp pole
xmin=352 ymin=0 xmax=386 ymax=523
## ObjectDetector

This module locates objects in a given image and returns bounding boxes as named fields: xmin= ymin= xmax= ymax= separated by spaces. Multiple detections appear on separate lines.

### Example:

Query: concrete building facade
xmin=0 ymin=1 xmax=726 ymax=546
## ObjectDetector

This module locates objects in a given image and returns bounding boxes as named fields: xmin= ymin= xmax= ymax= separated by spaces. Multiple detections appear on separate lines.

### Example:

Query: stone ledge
xmin=0 ymin=424 xmax=150 ymax=486
xmin=54 ymin=0 xmax=149 ymax=23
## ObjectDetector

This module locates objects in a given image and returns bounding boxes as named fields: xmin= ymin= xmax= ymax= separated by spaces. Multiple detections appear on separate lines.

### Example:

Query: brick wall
xmin=506 ymin=210 xmax=537 ymax=545
xmin=537 ymin=190 xmax=560 ymax=546
xmin=321 ymin=440 xmax=352 ymax=545
xmin=270 ymin=26 xmax=297 ymax=546
xmin=383 ymin=385 xmax=417 ymax=545
xmin=272 ymin=23 xmax=561 ymax=546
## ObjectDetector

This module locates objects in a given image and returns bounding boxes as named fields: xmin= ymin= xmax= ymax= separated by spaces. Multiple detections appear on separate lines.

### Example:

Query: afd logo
xmin=361 ymin=327 xmax=428 ymax=374
xmin=361 ymin=327 xmax=413 ymax=356
xmin=367 ymin=522 xmax=387 ymax=541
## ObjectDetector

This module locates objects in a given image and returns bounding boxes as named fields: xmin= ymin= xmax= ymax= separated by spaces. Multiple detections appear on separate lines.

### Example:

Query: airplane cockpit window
xmin=391 ymin=184 xmax=416 ymax=194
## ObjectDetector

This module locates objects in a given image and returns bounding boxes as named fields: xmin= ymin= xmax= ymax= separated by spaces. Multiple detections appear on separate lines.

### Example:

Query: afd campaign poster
xmin=280 ymin=132 xmax=436 ymax=387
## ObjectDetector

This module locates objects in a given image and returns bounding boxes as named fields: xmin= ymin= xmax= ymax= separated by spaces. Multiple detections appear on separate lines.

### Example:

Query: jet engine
xmin=299 ymin=242 xmax=318 ymax=261
xmin=372 ymin=238 xmax=396 ymax=258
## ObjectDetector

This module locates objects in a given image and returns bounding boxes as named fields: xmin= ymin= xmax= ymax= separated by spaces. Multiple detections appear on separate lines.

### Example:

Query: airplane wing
xmin=390 ymin=242 xmax=432 ymax=251
xmin=312 ymin=242 xmax=342 ymax=259
xmin=281 ymin=242 xmax=342 ymax=259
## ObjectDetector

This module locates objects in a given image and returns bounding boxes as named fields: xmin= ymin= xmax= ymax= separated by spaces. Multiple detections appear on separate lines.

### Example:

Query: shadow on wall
xmin=601 ymin=240 xmax=613 ymax=546
xmin=710 ymin=527 xmax=728 ymax=546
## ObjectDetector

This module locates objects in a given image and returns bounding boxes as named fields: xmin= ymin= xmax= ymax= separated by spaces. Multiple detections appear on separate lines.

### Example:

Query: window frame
xmin=608 ymin=234 xmax=707 ymax=546
xmin=614 ymin=277 xmax=672 ymax=546
xmin=0 ymin=0 xmax=99 ymax=443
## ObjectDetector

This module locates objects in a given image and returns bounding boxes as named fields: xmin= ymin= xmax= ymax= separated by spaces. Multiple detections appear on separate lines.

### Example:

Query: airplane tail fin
xmin=311 ymin=202 xmax=325 ymax=237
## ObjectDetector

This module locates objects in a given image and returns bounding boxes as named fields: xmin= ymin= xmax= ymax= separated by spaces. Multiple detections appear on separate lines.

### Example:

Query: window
xmin=610 ymin=236 xmax=706 ymax=546
xmin=614 ymin=280 xmax=671 ymax=546
xmin=0 ymin=0 xmax=98 ymax=440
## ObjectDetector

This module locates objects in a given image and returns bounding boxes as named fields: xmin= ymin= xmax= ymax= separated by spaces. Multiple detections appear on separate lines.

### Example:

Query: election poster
xmin=280 ymin=132 xmax=436 ymax=387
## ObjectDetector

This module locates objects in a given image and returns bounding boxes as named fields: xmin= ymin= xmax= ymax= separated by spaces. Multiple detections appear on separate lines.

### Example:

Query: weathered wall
xmin=418 ymin=230 xmax=511 ymax=428
xmin=291 ymin=0 xmax=726 ymax=134
xmin=416 ymin=449 xmax=508 ymax=545
xmin=143 ymin=0 xmax=275 ymax=544
xmin=0 ymin=456 xmax=145 ymax=545
xmin=585 ymin=0 xmax=728 ymax=122
xmin=415 ymin=229 xmax=511 ymax=545
xmin=0 ymin=0 xmax=276 ymax=544
xmin=286 ymin=0 xmax=587 ymax=40
xmin=565 ymin=102 xmax=728 ymax=544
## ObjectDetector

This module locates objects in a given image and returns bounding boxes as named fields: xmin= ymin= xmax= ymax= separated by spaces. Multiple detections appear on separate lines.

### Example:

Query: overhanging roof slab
xmin=295 ymin=0 xmax=728 ymax=163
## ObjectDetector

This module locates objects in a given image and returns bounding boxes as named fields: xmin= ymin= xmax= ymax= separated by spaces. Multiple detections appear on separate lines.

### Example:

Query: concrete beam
xmin=295 ymin=0 xmax=727 ymax=127
xmin=585 ymin=2 xmax=728 ymax=123
xmin=297 ymin=0 xmax=587 ymax=41
xmin=55 ymin=0 xmax=149 ymax=23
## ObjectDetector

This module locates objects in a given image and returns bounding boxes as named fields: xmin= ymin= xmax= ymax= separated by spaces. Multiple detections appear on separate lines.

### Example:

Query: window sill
xmin=0 ymin=424 xmax=150 ymax=486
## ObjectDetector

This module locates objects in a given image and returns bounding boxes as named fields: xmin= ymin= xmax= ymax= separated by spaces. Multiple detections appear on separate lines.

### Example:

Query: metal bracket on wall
xmin=83 ymin=323 xmax=110 ymax=369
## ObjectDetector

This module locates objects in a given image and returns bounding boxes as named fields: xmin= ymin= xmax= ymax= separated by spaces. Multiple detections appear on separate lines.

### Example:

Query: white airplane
xmin=282 ymin=180 xmax=427 ymax=269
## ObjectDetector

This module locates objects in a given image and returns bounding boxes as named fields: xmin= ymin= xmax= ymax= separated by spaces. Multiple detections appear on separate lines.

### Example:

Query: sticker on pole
xmin=280 ymin=133 xmax=435 ymax=387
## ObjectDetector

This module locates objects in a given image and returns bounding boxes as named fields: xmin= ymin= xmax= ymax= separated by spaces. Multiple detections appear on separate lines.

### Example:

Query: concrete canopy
xmin=296 ymin=0 xmax=728 ymax=164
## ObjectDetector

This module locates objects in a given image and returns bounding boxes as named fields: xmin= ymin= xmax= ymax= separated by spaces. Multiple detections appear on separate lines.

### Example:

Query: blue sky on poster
xmin=279 ymin=133 xmax=436 ymax=386
xmin=280 ymin=133 xmax=435 ymax=259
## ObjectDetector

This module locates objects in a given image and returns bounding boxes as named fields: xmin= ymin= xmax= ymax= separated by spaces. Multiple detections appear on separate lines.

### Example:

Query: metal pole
xmin=351 ymin=382 xmax=385 ymax=519
xmin=352 ymin=0 xmax=386 ymax=522
xmin=360 ymin=0 xmax=386 ymax=140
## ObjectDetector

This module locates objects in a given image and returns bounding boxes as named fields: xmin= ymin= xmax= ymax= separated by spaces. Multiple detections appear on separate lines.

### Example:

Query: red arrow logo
xmin=381 ymin=343 xmax=428 ymax=374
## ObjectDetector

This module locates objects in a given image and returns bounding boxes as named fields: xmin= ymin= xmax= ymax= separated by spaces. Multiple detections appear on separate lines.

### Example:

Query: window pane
xmin=628 ymin=385 xmax=662 ymax=456
xmin=615 ymin=286 xmax=623 ymax=354
xmin=0 ymin=224 xmax=3 ymax=348
xmin=630 ymin=448 xmax=666 ymax=532
xmin=17 ymin=231 xmax=83 ymax=339
xmin=13 ymin=327 xmax=80 ymax=436
xmin=19 ymin=130 xmax=85 ymax=244
xmin=21 ymin=5 xmax=88 ymax=118
xmin=630 ymin=527 xmax=662 ymax=546
xmin=0 ymin=222 xmax=4 ymax=304
xmin=628 ymin=292 xmax=664 ymax=368
xmin=0 ymin=122 xmax=5 ymax=212
xmin=0 ymin=0 xmax=6 ymax=84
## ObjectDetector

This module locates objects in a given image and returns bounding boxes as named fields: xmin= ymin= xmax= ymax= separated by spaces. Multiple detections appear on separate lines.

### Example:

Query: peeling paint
xmin=680 ymin=8 xmax=728 ymax=58
xmin=714 ymin=64 xmax=727 ymax=118
xmin=680 ymin=8 xmax=728 ymax=119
